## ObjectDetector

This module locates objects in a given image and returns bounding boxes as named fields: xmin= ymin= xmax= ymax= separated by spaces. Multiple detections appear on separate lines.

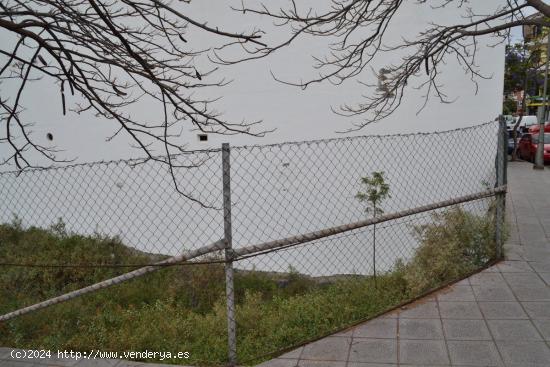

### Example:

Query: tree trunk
xmin=511 ymin=70 xmax=530 ymax=161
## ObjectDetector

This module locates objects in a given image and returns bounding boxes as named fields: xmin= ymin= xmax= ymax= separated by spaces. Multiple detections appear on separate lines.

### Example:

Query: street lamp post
xmin=534 ymin=31 xmax=550 ymax=169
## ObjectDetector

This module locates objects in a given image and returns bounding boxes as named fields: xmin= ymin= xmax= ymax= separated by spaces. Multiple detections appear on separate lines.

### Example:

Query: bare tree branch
xmin=0 ymin=0 xmax=269 ymax=205
xmin=219 ymin=0 xmax=550 ymax=129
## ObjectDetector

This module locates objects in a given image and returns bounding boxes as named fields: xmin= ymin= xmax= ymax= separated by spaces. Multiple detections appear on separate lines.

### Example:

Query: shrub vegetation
xmin=0 ymin=204 xmax=500 ymax=365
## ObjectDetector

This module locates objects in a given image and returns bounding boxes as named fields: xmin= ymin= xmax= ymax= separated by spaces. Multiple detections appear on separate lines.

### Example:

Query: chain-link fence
xmin=0 ymin=120 xmax=507 ymax=366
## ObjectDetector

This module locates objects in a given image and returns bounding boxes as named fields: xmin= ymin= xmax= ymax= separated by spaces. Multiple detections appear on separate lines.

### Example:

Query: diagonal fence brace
xmin=233 ymin=186 xmax=507 ymax=258
xmin=0 ymin=187 xmax=506 ymax=323
xmin=0 ymin=239 xmax=225 ymax=322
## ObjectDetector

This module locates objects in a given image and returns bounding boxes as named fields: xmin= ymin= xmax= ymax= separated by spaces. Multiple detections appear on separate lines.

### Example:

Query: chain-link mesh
xmin=0 ymin=121 xmax=505 ymax=366
xmin=0 ymin=121 xmax=498 ymax=264
xmin=0 ymin=150 xmax=224 ymax=259
xmin=230 ymin=122 xmax=498 ymax=273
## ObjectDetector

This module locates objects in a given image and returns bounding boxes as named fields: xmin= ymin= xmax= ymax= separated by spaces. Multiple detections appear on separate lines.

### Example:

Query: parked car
xmin=527 ymin=122 xmax=550 ymax=134
xmin=506 ymin=115 xmax=538 ymax=132
xmin=517 ymin=132 xmax=550 ymax=162
xmin=517 ymin=115 xmax=539 ymax=131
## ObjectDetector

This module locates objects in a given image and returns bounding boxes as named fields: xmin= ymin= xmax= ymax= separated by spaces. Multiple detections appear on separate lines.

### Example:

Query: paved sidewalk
xmin=1 ymin=161 xmax=549 ymax=367
xmin=258 ymin=161 xmax=550 ymax=367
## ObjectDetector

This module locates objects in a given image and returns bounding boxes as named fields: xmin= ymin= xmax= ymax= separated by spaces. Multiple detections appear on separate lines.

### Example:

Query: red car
xmin=518 ymin=132 xmax=550 ymax=163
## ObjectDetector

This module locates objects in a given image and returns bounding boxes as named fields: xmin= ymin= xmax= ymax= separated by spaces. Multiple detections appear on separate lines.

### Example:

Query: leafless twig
xmin=0 ymin=0 xmax=269 ymax=205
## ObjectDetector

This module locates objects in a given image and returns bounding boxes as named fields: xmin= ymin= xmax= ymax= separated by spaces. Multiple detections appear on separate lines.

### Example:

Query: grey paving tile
xmin=278 ymin=347 xmax=303 ymax=359
xmin=513 ymin=286 xmax=550 ymax=301
xmin=487 ymin=319 xmax=543 ymax=341
xmin=437 ymin=285 xmax=475 ymax=302
xmin=521 ymin=227 xmax=547 ymax=235
xmin=0 ymin=347 xmax=13 ymax=357
xmin=469 ymin=272 xmax=506 ymax=286
xmin=539 ymin=272 xmax=550 ymax=286
xmin=298 ymin=361 xmax=345 ymax=367
xmin=353 ymin=318 xmax=396 ymax=339
xmin=398 ymin=301 xmax=439 ymax=319
xmin=516 ymin=217 xmax=543 ymax=227
xmin=478 ymin=301 xmax=528 ymax=319
xmin=42 ymin=358 xmax=82 ymax=366
xmin=1 ymin=352 xmax=81 ymax=367
xmin=380 ymin=310 xmax=399 ymax=319
xmin=333 ymin=329 xmax=353 ymax=337
xmin=0 ymin=361 xmax=39 ymax=367
xmin=113 ymin=362 xmax=146 ymax=367
xmin=504 ymin=240 xmax=522 ymax=248
xmin=517 ymin=223 xmax=544 ymax=233
xmin=522 ymin=302 xmax=550 ymax=319
xmin=75 ymin=360 xmax=122 ymax=367
xmin=347 ymin=363 xmax=399 ymax=367
xmin=520 ymin=232 xmax=547 ymax=244
xmin=447 ymin=340 xmax=503 ymax=366
xmin=398 ymin=318 xmax=444 ymax=340
xmin=533 ymin=319 xmax=550 ymax=340
xmin=257 ymin=358 xmax=299 ymax=367
xmin=455 ymin=278 xmax=471 ymax=286
xmin=438 ymin=301 xmax=483 ymax=319
xmin=504 ymin=238 xmax=521 ymax=248
xmin=497 ymin=261 xmax=534 ymax=272
xmin=502 ymin=272 xmax=547 ymax=288
xmin=348 ymin=339 xmax=396 ymax=364
xmin=522 ymin=240 xmax=550 ymax=249
xmin=399 ymin=340 xmax=449 ymax=365
xmin=506 ymin=236 xmax=520 ymax=246
xmin=472 ymin=285 xmax=516 ymax=301
xmin=505 ymin=247 xmax=524 ymax=261
xmin=442 ymin=319 xmax=492 ymax=340
xmin=36 ymin=353 xmax=83 ymax=366
xmin=522 ymin=248 xmax=550 ymax=261
xmin=301 ymin=337 xmax=350 ymax=361
xmin=530 ymin=261 xmax=550 ymax=273
xmin=496 ymin=341 xmax=550 ymax=366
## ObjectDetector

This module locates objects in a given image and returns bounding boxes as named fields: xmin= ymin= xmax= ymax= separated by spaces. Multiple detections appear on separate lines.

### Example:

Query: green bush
xmin=399 ymin=205 xmax=497 ymax=294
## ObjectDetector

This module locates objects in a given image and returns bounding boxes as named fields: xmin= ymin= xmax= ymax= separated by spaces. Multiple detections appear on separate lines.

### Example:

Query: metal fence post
xmin=373 ymin=218 xmax=377 ymax=288
xmin=222 ymin=143 xmax=237 ymax=366
xmin=495 ymin=116 xmax=507 ymax=260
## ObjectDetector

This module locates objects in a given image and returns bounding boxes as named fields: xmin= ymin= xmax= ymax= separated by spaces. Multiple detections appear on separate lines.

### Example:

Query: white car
xmin=507 ymin=115 xmax=539 ymax=130
xmin=515 ymin=115 xmax=539 ymax=129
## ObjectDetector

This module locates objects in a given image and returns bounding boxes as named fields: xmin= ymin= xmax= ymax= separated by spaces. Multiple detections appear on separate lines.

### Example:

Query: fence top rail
xmin=230 ymin=120 xmax=497 ymax=151
xmin=0 ymin=120 xmax=497 ymax=176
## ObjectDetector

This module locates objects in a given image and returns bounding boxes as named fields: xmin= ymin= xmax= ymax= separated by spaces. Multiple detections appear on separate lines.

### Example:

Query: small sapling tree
xmin=356 ymin=171 xmax=390 ymax=286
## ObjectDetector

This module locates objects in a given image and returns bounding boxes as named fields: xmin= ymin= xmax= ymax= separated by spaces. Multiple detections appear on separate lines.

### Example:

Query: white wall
xmin=0 ymin=1 xmax=508 ymax=275
xmin=0 ymin=0 xmax=506 ymax=165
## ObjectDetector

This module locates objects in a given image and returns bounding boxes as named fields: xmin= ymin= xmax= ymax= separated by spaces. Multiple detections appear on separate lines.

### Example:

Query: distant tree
xmin=503 ymin=42 xmax=543 ymax=160
xmin=502 ymin=98 xmax=517 ymax=115
xmin=504 ymin=43 xmax=543 ymax=98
